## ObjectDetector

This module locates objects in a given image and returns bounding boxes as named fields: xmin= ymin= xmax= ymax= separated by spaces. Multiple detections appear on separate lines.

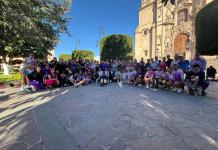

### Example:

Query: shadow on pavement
xmin=0 ymin=87 xmax=75 ymax=150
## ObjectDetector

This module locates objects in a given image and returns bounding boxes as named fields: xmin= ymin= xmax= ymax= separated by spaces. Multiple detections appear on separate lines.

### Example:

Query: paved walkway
xmin=0 ymin=82 xmax=218 ymax=150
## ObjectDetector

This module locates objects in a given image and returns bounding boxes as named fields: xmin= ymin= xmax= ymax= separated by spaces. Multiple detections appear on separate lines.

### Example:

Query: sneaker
xmin=20 ymin=86 xmax=25 ymax=92
xmin=138 ymin=84 xmax=142 ymax=87
xmin=30 ymin=86 xmax=36 ymax=92
xmin=197 ymin=87 xmax=202 ymax=95
xmin=172 ymin=88 xmax=177 ymax=92
xmin=146 ymin=85 xmax=149 ymax=88
xmin=177 ymin=89 xmax=182 ymax=93
xmin=24 ymin=86 xmax=31 ymax=91
xmin=201 ymin=91 xmax=207 ymax=96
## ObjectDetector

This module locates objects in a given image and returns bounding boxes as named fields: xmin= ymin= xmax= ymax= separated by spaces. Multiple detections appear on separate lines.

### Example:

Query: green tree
xmin=100 ymin=34 xmax=133 ymax=60
xmin=195 ymin=0 xmax=218 ymax=55
xmin=0 ymin=0 xmax=72 ymax=74
xmin=58 ymin=54 xmax=72 ymax=61
xmin=72 ymin=50 xmax=94 ymax=60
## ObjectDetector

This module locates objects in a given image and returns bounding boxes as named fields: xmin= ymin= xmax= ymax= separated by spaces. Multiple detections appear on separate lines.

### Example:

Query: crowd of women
xmin=20 ymin=52 xmax=209 ymax=96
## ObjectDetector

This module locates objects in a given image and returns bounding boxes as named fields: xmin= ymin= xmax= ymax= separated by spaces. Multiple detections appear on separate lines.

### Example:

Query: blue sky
xmin=54 ymin=0 xmax=141 ymax=57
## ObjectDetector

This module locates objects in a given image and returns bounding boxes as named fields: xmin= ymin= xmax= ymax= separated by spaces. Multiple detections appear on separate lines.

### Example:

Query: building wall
xmin=135 ymin=0 xmax=218 ymax=76
xmin=135 ymin=0 xmax=215 ymax=59
xmin=135 ymin=0 xmax=214 ymax=61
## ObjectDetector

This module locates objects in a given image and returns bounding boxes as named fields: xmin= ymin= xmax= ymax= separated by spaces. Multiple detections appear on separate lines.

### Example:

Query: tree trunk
xmin=2 ymin=56 xmax=9 ymax=75
xmin=3 ymin=63 xmax=9 ymax=75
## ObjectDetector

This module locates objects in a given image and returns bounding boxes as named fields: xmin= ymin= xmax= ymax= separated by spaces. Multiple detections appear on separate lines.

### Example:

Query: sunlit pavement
xmin=0 ymin=82 xmax=218 ymax=150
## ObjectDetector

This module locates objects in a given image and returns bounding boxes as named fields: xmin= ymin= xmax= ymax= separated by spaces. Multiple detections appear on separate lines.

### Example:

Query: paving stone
xmin=28 ymin=143 xmax=43 ymax=150
xmin=0 ymin=143 xmax=27 ymax=150
xmin=1 ymin=83 xmax=218 ymax=150
xmin=43 ymin=129 xmax=80 ymax=150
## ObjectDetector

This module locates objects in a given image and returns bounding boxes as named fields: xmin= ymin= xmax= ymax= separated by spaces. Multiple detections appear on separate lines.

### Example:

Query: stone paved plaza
xmin=0 ymin=82 xmax=218 ymax=150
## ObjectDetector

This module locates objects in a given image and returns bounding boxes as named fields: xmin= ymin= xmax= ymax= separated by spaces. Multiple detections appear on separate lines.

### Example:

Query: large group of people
xmin=20 ymin=52 xmax=209 ymax=96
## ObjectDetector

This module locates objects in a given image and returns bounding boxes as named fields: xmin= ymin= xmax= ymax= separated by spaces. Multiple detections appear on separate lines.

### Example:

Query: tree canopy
xmin=58 ymin=54 xmax=72 ymax=61
xmin=195 ymin=0 xmax=218 ymax=55
xmin=72 ymin=50 xmax=94 ymax=60
xmin=100 ymin=34 xmax=133 ymax=60
xmin=0 ymin=0 xmax=72 ymax=63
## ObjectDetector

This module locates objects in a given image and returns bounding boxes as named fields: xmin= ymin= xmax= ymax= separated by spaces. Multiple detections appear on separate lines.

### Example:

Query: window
xmin=143 ymin=30 xmax=147 ymax=35
xmin=177 ymin=9 xmax=188 ymax=25
xmin=172 ymin=11 xmax=174 ymax=20
xmin=144 ymin=50 xmax=148 ymax=57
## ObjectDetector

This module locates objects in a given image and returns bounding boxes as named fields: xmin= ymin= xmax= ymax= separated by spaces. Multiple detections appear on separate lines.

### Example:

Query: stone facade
xmin=135 ymin=0 xmax=213 ymax=60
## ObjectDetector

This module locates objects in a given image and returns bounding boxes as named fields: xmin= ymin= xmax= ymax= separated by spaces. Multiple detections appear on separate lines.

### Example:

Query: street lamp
xmin=75 ymin=39 xmax=80 ymax=50
xmin=96 ymin=25 xmax=104 ymax=48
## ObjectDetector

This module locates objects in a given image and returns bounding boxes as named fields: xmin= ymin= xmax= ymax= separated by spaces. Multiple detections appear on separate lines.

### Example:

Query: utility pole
xmin=96 ymin=25 xmax=105 ymax=48
xmin=75 ymin=39 xmax=80 ymax=50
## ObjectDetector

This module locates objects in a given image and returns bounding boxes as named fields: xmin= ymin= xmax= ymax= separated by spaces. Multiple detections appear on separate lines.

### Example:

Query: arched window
xmin=177 ymin=9 xmax=188 ymax=25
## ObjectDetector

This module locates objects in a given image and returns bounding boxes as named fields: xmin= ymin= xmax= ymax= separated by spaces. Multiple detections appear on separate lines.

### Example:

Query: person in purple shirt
xmin=74 ymin=71 xmax=86 ymax=87
xmin=77 ymin=71 xmax=85 ymax=81
xmin=134 ymin=69 xmax=144 ymax=86
xmin=171 ymin=64 xmax=184 ymax=93
xmin=100 ymin=61 xmax=109 ymax=71
xmin=154 ymin=66 xmax=163 ymax=88
xmin=69 ymin=60 xmax=77 ymax=73
xmin=41 ymin=64 xmax=50 ymax=76
xmin=190 ymin=52 xmax=207 ymax=72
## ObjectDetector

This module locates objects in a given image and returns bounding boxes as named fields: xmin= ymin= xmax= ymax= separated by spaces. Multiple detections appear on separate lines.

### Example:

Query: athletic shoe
xmin=177 ymin=89 xmax=182 ymax=93
xmin=172 ymin=88 xmax=177 ymax=92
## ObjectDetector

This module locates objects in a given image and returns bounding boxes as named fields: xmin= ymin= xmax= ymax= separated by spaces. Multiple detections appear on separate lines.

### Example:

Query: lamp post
xmin=75 ymin=39 xmax=80 ymax=50
xmin=96 ymin=25 xmax=104 ymax=48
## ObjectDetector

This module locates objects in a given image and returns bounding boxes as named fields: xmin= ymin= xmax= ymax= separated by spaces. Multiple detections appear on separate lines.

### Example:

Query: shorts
xmin=100 ymin=76 xmax=107 ymax=80
xmin=44 ymin=79 xmax=57 ymax=87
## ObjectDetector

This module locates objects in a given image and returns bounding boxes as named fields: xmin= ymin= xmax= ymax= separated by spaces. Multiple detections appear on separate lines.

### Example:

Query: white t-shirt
xmin=98 ymin=71 xmax=103 ymax=77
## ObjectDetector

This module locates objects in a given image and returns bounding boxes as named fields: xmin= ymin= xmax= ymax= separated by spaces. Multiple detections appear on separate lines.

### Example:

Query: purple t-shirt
xmin=41 ymin=68 xmax=50 ymax=76
xmin=154 ymin=71 xmax=163 ymax=79
xmin=162 ymin=73 xmax=170 ymax=81
xmin=100 ymin=63 xmax=109 ymax=71
xmin=145 ymin=71 xmax=154 ymax=78
xmin=77 ymin=74 xmax=85 ymax=81
xmin=172 ymin=71 xmax=182 ymax=82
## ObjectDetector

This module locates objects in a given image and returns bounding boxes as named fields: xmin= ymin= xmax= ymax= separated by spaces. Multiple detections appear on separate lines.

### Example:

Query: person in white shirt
xmin=150 ymin=58 xmax=159 ymax=71
xmin=114 ymin=69 xmax=122 ymax=83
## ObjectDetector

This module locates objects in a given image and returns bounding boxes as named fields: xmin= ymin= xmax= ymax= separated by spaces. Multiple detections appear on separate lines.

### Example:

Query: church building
xmin=135 ymin=0 xmax=213 ymax=60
